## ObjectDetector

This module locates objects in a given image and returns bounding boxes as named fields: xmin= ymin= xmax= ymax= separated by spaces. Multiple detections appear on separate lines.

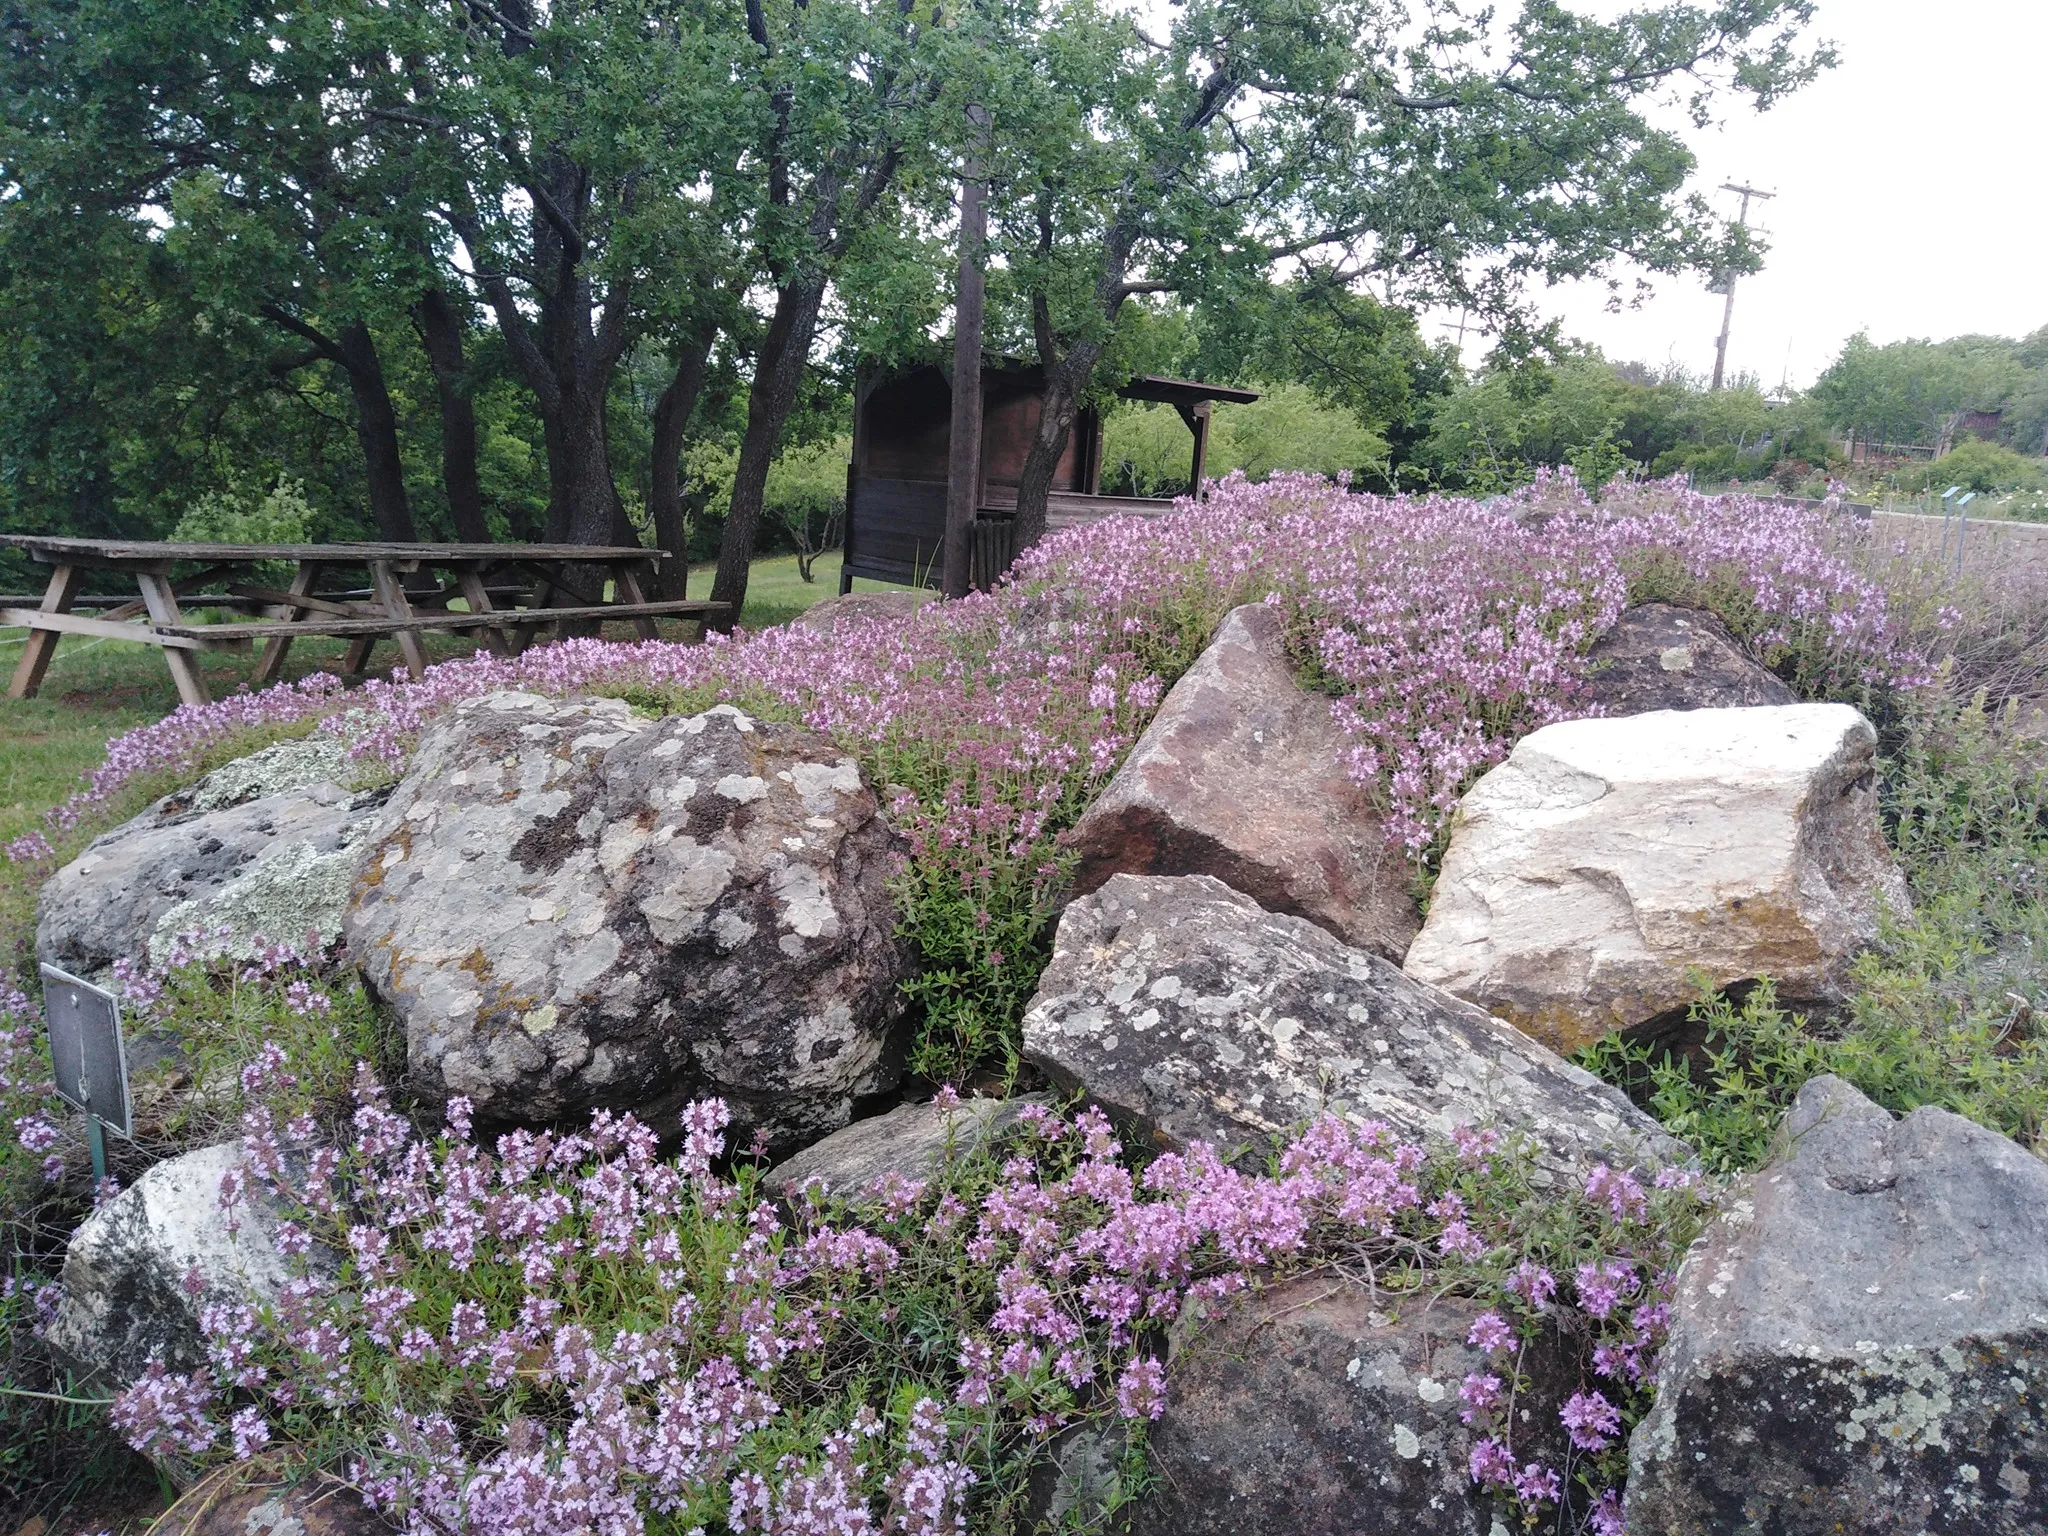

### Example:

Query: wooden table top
xmin=0 ymin=535 xmax=665 ymax=566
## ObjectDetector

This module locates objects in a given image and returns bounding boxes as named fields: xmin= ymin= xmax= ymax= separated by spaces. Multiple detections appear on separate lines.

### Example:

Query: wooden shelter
xmin=840 ymin=359 xmax=1258 ymax=592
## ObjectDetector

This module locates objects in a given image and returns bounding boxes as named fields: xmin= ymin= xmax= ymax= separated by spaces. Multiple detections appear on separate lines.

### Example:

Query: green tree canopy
xmin=1809 ymin=332 xmax=2031 ymax=447
xmin=976 ymin=0 xmax=1832 ymax=543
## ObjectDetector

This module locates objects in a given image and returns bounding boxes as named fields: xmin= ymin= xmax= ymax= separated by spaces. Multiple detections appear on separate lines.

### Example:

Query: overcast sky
xmin=1487 ymin=0 xmax=2048 ymax=390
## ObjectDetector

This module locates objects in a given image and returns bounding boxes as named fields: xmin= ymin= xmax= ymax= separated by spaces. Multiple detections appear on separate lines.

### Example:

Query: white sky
xmin=1486 ymin=0 xmax=2048 ymax=390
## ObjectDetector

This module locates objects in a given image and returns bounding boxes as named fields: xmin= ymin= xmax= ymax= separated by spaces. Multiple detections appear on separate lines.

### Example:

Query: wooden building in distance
xmin=839 ymin=358 xmax=1258 ymax=592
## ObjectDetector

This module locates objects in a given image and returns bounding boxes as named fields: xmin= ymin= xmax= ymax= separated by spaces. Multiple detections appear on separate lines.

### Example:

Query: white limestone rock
xmin=1403 ymin=704 xmax=1909 ymax=1053
xmin=44 ymin=1142 xmax=316 ymax=1386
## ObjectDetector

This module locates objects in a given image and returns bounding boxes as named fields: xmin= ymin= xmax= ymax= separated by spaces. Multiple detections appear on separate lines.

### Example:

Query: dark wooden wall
xmin=844 ymin=363 xmax=1101 ymax=589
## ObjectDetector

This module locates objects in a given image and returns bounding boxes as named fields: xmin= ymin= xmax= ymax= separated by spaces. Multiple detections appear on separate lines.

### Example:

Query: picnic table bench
xmin=2 ymin=536 xmax=727 ymax=706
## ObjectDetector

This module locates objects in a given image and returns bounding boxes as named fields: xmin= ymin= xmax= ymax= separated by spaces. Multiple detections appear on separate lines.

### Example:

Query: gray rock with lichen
xmin=343 ymin=691 xmax=906 ymax=1151
xmin=44 ymin=1142 xmax=319 ymax=1387
xmin=762 ymin=1095 xmax=1045 ymax=1199
xmin=1020 ymin=872 xmax=1682 ymax=1176
xmin=35 ymin=737 xmax=385 ymax=978
xmin=1626 ymin=1074 xmax=2048 ymax=1534
xmin=175 ymin=734 xmax=356 ymax=812
xmin=1121 ymin=1279 xmax=1574 ymax=1536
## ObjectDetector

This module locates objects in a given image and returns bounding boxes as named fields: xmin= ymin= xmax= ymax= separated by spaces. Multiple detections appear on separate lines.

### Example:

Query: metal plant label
xmin=40 ymin=963 xmax=133 ymax=1139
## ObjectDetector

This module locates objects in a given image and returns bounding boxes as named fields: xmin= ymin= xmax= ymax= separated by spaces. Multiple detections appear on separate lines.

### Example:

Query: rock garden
xmin=7 ymin=473 xmax=2048 ymax=1535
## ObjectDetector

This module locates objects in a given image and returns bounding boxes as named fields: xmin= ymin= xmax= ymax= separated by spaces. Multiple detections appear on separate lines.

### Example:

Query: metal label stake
xmin=40 ymin=964 xmax=134 ymax=1181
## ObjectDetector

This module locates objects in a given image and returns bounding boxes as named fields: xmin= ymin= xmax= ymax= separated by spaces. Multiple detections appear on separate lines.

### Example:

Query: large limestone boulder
xmin=762 ymin=1094 xmax=1044 ymax=1199
xmin=1578 ymin=602 xmax=1796 ymax=716
xmin=1404 ymin=704 xmax=1909 ymax=1054
xmin=1127 ymin=1279 xmax=1572 ymax=1536
xmin=344 ymin=692 xmax=906 ymax=1148
xmin=36 ymin=736 xmax=381 ymax=976
xmin=1627 ymin=1076 xmax=2048 ymax=1534
xmin=1020 ymin=873 xmax=1681 ymax=1177
xmin=1060 ymin=603 xmax=1418 ymax=960
xmin=44 ymin=1142 xmax=311 ymax=1386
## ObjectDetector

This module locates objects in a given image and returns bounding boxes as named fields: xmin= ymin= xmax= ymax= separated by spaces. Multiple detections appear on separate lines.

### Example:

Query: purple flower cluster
xmin=98 ymin=1031 xmax=1707 ymax=1535
xmin=1457 ymin=1160 xmax=1690 ymax=1522
xmin=10 ymin=475 xmax=1924 ymax=877
xmin=0 ymin=982 xmax=65 ymax=1184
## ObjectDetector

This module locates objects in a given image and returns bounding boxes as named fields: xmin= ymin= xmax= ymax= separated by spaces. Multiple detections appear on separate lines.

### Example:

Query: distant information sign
xmin=40 ymin=963 xmax=133 ymax=1139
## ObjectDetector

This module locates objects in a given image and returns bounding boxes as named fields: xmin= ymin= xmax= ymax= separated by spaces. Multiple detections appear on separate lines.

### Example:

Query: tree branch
xmin=257 ymin=304 xmax=347 ymax=368
xmin=458 ymin=0 xmax=535 ymax=45
xmin=521 ymin=175 xmax=587 ymax=265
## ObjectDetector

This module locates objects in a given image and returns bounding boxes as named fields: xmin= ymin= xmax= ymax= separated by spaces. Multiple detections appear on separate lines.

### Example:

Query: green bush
xmin=1100 ymin=384 xmax=1389 ymax=496
xmin=1894 ymin=438 xmax=2044 ymax=496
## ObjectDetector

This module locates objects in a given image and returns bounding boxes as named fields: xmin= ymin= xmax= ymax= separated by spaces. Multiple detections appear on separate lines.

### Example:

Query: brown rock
xmin=1126 ymin=1278 xmax=1573 ymax=1536
xmin=1061 ymin=603 xmax=1418 ymax=960
xmin=155 ymin=1464 xmax=391 ymax=1536
xmin=1579 ymin=602 xmax=1795 ymax=716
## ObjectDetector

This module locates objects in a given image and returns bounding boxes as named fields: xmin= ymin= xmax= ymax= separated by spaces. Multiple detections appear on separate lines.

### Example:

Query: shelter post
xmin=943 ymin=108 xmax=990 ymax=600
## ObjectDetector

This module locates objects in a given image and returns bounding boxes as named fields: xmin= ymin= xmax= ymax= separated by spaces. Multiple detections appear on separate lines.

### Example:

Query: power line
xmin=1710 ymin=182 xmax=1775 ymax=391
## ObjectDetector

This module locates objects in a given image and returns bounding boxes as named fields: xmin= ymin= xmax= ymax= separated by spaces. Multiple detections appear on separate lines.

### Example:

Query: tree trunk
xmin=709 ymin=273 xmax=827 ymax=629
xmin=333 ymin=321 xmax=418 ymax=543
xmin=413 ymin=289 xmax=490 ymax=543
xmin=1011 ymin=342 xmax=1102 ymax=552
xmin=550 ymin=387 xmax=618 ymax=548
xmin=650 ymin=335 xmax=716 ymax=600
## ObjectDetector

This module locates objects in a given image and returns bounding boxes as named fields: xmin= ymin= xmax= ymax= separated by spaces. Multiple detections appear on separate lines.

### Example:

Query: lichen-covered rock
xmin=1404 ymin=704 xmax=1910 ymax=1054
xmin=1626 ymin=1075 xmax=2048 ymax=1535
xmin=1578 ymin=602 xmax=1796 ymax=717
xmin=762 ymin=1095 xmax=1044 ymax=1199
xmin=170 ymin=734 xmax=357 ymax=813
xmin=344 ymin=692 xmax=906 ymax=1149
xmin=156 ymin=1463 xmax=392 ymax=1536
xmin=1020 ymin=873 xmax=1681 ymax=1178
xmin=36 ymin=737 xmax=384 ymax=978
xmin=797 ymin=590 xmax=926 ymax=631
xmin=44 ymin=1142 xmax=317 ymax=1387
xmin=1060 ymin=603 xmax=1418 ymax=960
xmin=1126 ymin=1279 xmax=1572 ymax=1536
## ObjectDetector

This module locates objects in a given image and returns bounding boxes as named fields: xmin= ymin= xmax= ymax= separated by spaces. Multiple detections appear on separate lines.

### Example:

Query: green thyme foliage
xmin=1576 ymin=982 xmax=1831 ymax=1178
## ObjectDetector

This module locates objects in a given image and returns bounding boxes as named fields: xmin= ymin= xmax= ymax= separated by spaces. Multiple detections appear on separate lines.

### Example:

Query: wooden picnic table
xmin=2 ymin=536 xmax=727 ymax=706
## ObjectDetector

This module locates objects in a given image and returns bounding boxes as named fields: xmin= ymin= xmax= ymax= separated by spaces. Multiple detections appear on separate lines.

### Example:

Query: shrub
xmin=1894 ymin=439 xmax=2044 ymax=496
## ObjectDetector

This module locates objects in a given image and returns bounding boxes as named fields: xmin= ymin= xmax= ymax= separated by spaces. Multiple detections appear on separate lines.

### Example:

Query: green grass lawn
xmin=0 ymin=551 xmax=918 ymax=852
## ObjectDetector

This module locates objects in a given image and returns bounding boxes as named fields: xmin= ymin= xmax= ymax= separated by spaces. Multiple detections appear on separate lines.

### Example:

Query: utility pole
xmin=942 ymin=105 xmax=991 ymax=600
xmin=1710 ymin=182 xmax=1775 ymax=391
